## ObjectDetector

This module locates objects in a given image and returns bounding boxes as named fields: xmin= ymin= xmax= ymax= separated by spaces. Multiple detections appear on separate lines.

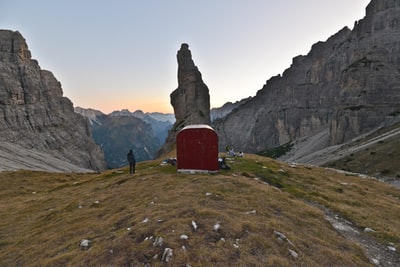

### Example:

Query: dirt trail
xmin=314 ymin=203 xmax=400 ymax=267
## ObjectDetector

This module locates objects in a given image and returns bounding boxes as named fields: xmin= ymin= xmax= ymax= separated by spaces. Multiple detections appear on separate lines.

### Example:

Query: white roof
xmin=181 ymin=124 xmax=214 ymax=131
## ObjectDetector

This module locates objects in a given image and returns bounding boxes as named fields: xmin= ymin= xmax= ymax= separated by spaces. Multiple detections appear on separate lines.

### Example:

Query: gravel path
xmin=314 ymin=203 xmax=400 ymax=267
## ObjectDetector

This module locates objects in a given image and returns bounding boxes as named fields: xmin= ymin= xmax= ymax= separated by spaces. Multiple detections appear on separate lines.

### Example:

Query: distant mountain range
xmin=75 ymin=107 xmax=174 ymax=168
xmin=75 ymin=103 xmax=251 ymax=168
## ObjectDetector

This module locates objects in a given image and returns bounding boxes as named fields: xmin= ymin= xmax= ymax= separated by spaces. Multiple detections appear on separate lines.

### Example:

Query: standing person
xmin=127 ymin=149 xmax=136 ymax=174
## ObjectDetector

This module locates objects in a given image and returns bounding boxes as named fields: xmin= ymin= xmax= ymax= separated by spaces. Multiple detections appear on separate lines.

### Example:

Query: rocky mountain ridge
xmin=210 ymin=97 xmax=252 ymax=121
xmin=0 ymin=30 xmax=106 ymax=172
xmin=109 ymin=109 xmax=175 ymax=124
xmin=213 ymin=0 xmax=400 ymax=162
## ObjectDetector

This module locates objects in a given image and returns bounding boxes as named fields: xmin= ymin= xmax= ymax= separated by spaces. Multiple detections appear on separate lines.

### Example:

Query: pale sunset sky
xmin=1 ymin=0 xmax=370 ymax=114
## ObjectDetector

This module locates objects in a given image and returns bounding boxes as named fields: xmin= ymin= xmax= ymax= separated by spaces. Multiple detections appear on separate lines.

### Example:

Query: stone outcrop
xmin=0 ymin=30 xmax=106 ymax=171
xmin=157 ymin=43 xmax=211 ymax=156
xmin=213 ymin=0 xmax=400 ymax=156
xmin=171 ymin=43 xmax=211 ymax=127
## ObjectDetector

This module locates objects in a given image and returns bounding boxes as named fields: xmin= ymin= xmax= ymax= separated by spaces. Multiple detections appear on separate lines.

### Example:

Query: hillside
xmin=323 ymin=124 xmax=400 ymax=187
xmin=0 ymin=141 xmax=96 ymax=173
xmin=1 ymin=154 xmax=399 ymax=266
xmin=271 ymin=121 xmax=400 ymax=186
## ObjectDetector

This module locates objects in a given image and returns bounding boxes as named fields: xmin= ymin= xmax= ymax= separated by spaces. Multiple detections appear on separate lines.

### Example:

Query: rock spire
xmin=157 ymin=43 xmax=211 ymax=156
xmin=171 ymin=43 xmax=211 ymax=127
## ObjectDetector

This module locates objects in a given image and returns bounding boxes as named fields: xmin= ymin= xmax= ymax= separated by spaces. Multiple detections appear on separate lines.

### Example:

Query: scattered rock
xmin=274 ymin=230 xmax=293 ymax=246
xmin=161 ymin=248 xmax=173 ymax=262
xmin=142 ymin=218 xmax=149 ymax=223
xmin=213 ymin=222 xmax=221 ymax=231
xmin=191 ymin=220 xmax=198 ymax=231
xmin=289 ymin=249 xmax=299 ymax=259
xmin=387 ymin=245 xmax=396 ymax=252
xmin=180 ymin=234 xmax=189 ymax=240
xmin=80 ymin=239 xmax=91 ymax=250
xmin=153 ymin=236 xmax=163 ymax=247
xmin=245 ymin=210 xmax=256 ymax=214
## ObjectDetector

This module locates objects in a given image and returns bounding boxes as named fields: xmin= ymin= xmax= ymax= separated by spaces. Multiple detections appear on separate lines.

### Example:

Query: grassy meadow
xmin=0 ymin=153 xmax=399 ymax=266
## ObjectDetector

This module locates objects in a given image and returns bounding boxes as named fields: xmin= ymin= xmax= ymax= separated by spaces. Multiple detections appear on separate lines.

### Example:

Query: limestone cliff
xmin=0 ymin=30 xmax=106 ymax=171
xmin=213 ymin=0 xmax=400 ymax=156
xmin=210 ymin=97 xmax=252 ymax=122
xmin=157 ymin=43 xmax=211 ymax=156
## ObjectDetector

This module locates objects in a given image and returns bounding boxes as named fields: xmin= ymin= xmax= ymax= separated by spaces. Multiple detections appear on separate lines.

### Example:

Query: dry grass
xmin=0 ymin=154 xmax=399 ymax=266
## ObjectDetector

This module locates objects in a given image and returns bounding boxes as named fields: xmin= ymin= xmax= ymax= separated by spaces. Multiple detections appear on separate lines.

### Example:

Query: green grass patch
xmin=257 ymin=142 xmax=294 ymax=159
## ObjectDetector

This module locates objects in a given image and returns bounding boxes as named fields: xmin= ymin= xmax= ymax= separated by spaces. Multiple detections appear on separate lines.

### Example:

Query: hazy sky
xmin=1 ymin=0 xmax=370 ymax=114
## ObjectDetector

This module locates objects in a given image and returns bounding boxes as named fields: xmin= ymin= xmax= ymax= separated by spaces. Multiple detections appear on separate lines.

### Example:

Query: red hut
xmin=176 ymin=124 xmax=219 ymax=173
